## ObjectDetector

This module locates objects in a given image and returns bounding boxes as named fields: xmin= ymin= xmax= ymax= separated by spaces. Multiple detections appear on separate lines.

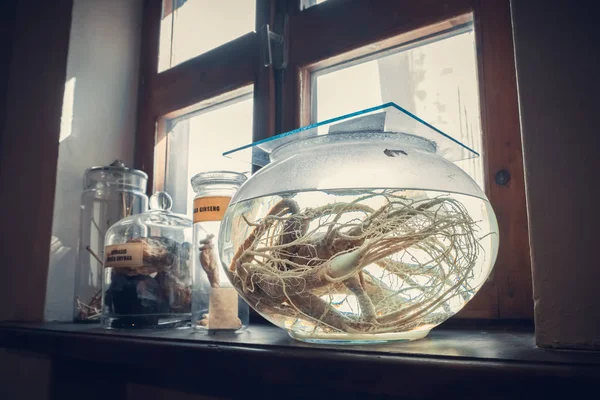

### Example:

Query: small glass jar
xmin=102 ymin=191 xmax=192 ymax=329
xmin=74 ymin=160 xmax=148 ymax=322
xmin=191 ymin=171 xmax=248 ymax=332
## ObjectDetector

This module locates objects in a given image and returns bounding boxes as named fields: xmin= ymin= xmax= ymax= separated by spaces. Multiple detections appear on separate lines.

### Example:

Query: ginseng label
xmin=104 ymin=243 xmax=143 ymax=268
xmin=193 ymin=196 xmax=231 ymax=223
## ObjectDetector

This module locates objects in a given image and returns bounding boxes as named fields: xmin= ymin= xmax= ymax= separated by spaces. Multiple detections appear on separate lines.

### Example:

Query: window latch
xmin=260 ymin=22 xmax=288 ymax=70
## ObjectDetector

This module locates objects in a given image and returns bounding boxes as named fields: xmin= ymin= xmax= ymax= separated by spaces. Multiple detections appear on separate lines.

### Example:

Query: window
xmin=135 ymin=0 xmax=273 ymax=193
xmin=312 ymin=25 xmax=484 ymax=189
xmin=160 ymin=89 xmax=253 ymax=217
xmin=136 ymin=0 xmax=530 ymax=320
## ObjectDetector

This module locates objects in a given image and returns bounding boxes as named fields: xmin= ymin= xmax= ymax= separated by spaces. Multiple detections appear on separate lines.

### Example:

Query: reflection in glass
xmin=313 ymin=26 xmax=484 ymax=189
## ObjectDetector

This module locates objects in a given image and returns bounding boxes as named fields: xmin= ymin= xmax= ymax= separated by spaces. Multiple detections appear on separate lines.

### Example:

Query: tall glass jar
xmin=191 ymin=171 xmax=248 ymax=332
xmin=102 ymin=192 xmax=192 ymax=329
xmin=74 ymin=160 xmax=148 ymax=322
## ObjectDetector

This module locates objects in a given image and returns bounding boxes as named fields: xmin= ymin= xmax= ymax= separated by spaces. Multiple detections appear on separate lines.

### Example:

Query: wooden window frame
xmin=135 ymin=0 xmax=276 ymax=193
xmin=134 ymin=0 xmax=531 ymax=319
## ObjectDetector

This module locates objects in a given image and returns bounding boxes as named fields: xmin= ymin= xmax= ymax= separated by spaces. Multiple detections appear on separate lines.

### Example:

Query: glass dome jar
xmin=191 ymin=171 xmax=249 ymax=332
xmin=74 ymin=160 xmax=148 ymax=322
xmin=219 ymin=104 xmax=499 ymax=343
xmin=102 ymin=191 xmax=192 ymax=329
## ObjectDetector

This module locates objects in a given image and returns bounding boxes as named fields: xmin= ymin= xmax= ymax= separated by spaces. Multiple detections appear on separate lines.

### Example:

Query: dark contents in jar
xmin=104 ymin=236 xmax=192 ymax=328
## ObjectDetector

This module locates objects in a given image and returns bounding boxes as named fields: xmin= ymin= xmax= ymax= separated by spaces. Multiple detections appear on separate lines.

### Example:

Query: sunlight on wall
xmin=59 ymin=77 xmax=76 ymax=143
xmin=46 ymin=0 xmax=142 ymax=321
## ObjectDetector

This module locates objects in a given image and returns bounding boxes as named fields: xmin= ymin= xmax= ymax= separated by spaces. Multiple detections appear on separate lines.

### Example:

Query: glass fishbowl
xmin=219 ymin=103 xmax=499 ymax=343
xmin=102 ymin=192 xmax=192 ymax=329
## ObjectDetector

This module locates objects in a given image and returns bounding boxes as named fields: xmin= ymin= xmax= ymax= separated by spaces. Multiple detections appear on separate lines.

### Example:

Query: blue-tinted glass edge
xmin=223 ymin=102 xmax=479 ymax=157
xmin=387 ymin=103 xmax=479 ymax=156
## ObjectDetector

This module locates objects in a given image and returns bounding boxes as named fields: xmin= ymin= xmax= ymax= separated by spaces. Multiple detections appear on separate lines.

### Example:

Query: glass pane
xmin=224 ymin=102 xmax=478 ymax=167
xmin=313 ymin=25 xmax=485 ymax=190
xmin=162 ymin=93 xmax=253 ymax=217
xmin=300 ymin=0 xmax=329 ymax=10
xmin=159 ymin=0 xmax=256 ymax=72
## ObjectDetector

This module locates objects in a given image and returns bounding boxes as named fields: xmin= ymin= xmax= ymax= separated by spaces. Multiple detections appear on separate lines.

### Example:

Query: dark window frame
xmin=135 ymin=0 xmax=275 ymax=192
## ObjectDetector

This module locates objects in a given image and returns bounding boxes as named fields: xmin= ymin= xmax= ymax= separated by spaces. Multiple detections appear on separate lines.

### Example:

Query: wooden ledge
xmin=1 ymin=322 xmax=599 ymax=398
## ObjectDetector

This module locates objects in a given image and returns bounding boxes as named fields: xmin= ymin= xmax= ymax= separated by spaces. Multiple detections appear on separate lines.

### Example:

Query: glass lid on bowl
xmin=223 ymin=102 xmax=479 ymax=167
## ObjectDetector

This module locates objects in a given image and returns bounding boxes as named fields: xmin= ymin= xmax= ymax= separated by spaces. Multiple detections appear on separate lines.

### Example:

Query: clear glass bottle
xmin=74 ymin=160 xmax=148 ymax=322
xmin=102 ymin=191 xmax=192 ymax=329
xmin=191 ymin=171 xmax=248 ymax=332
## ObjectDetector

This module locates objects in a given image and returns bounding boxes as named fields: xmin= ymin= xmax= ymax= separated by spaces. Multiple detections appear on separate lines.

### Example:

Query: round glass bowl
xmin=219 ymin=132 xmax=499 ymax=343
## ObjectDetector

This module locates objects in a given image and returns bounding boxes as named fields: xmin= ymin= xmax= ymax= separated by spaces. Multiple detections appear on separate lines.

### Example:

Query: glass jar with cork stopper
xmin=191 ymin=171 xmax=249 ymax=332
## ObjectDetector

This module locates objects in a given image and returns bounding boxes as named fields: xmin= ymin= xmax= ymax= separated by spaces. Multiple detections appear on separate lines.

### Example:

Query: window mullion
xmin=253 ymin=0 xmax=277 ymax=143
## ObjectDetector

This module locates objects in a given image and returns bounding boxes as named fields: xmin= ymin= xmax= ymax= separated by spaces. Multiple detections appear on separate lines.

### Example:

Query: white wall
xmin=45 ymin=0 xmax=143 ymax=321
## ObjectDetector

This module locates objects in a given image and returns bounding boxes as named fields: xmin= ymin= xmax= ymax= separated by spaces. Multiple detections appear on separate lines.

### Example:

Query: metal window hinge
xmin=260 ymin=19 xmax=288 ymax=70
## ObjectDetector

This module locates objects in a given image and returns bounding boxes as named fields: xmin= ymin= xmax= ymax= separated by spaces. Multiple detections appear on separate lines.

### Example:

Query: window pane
xmin=300 ymin=0 xmax=329 ymax=10
xmin=162 ymin=93 xmax=253 ymax=217
xmin=159 ymin=0 xmax=256 ymax=72
xmin=313 ymin=27 xmax=484 ymax=189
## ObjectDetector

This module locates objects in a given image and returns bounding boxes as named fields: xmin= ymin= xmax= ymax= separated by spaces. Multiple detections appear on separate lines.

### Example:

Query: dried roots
xmin=226 ymin=191 xmax=485 ymax=335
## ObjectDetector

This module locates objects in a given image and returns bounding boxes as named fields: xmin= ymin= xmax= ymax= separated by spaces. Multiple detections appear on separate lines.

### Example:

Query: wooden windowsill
xmin=1 ymin=321 xmax=599 ymax=398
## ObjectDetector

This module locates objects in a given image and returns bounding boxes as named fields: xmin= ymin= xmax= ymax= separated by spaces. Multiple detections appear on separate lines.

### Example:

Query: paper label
xmin=208 ymin=287 xmax=241 ymax=330
xmin=193 ymin=196 xmax=231 ymax=223
xmin=104 ymin=243 xmax=143 ymax=268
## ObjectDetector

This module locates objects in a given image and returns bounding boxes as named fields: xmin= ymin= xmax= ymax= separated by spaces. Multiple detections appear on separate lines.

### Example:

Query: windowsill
xmin=1 ymin=321 xmax=599 ymax=397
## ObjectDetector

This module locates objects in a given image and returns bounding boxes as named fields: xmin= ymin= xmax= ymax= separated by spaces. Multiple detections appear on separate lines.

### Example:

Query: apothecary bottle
xmin=191 ymin=171 xmax=248 ymax=332
xmin=74 ymin=160 xmax=148 ymax=322
xmin=102 ymin=191 xmax=192 ymax=329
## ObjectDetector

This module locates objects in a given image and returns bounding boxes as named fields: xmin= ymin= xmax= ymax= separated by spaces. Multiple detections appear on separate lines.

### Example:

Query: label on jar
xmin=193 ymin=196 xmax=231 ymax=223
xmin=104 ymin=243 xmax=143 ymax=268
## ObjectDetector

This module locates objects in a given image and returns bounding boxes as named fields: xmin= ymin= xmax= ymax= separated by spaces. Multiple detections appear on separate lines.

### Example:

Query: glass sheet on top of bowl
xmin=219 ymin=103 xmax=498 ymax=343
xmin=223 ymin=102 xmax=479 ymax=167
